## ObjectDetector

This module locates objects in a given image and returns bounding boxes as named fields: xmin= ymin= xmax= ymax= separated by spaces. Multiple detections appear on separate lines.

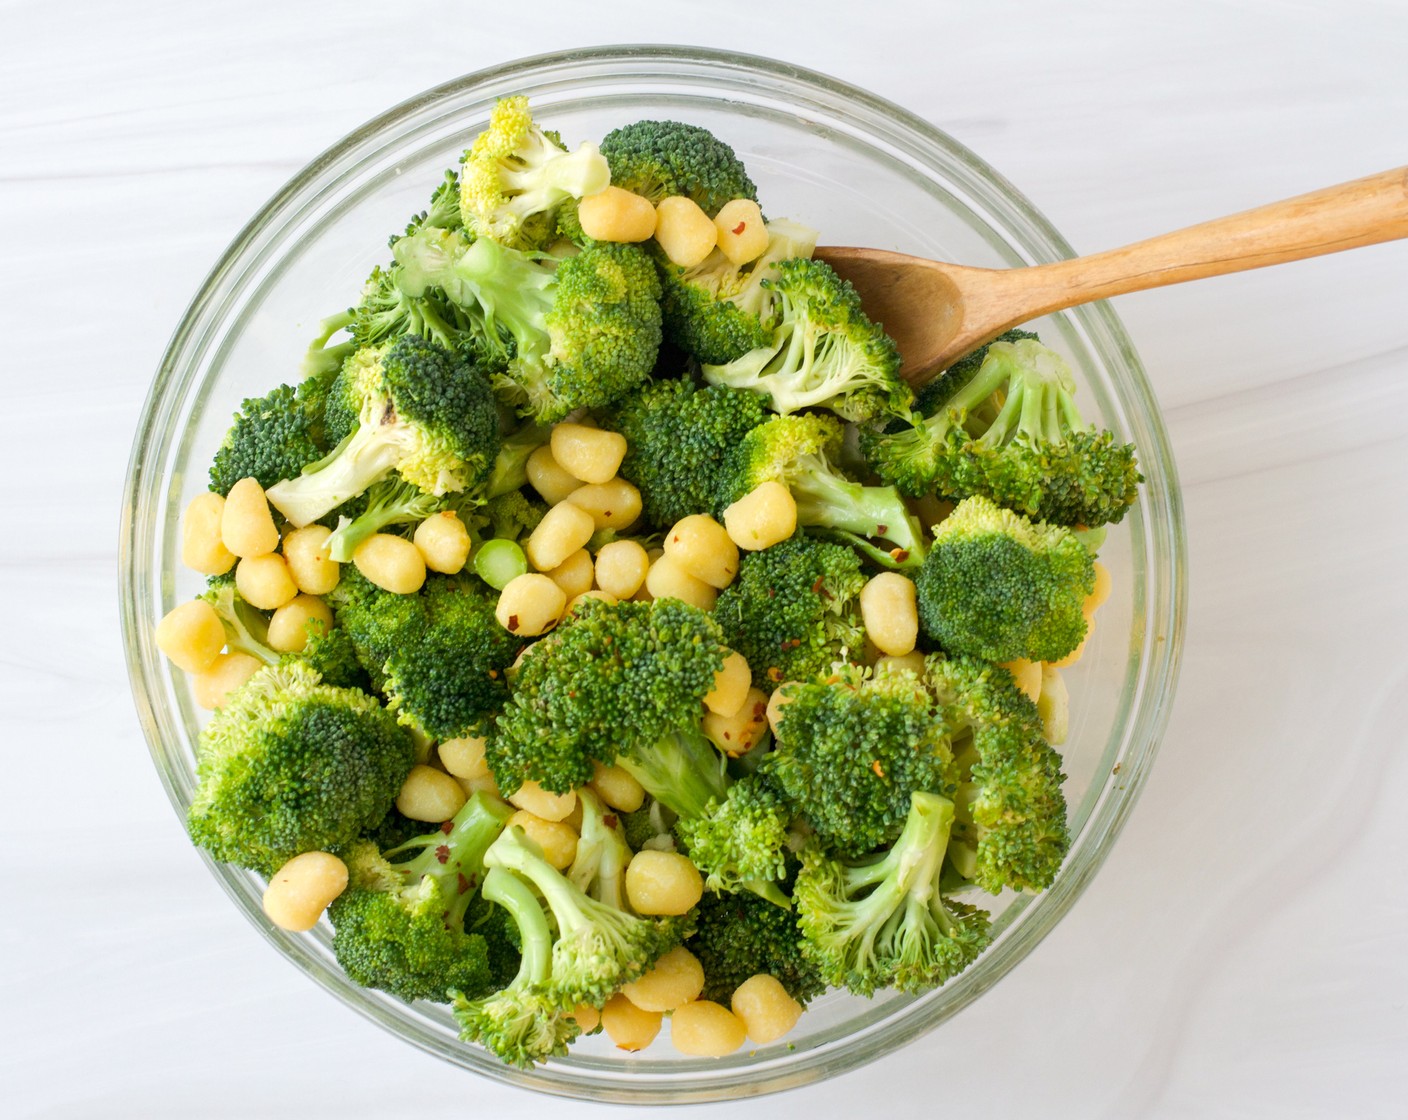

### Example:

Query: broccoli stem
xmin=791 ymin=462 xmax=926 ymax=568
xmin=614 ymin=728 xmax=729 ymax=822
xmin=303 ymin=309 xmax=357 ymax=379
xmin=444 ymin=237 xmax=555 ymax=369
xmin=481 ymin=866 xmax=552 ymax=987
xmin=325 ymin=481 xmax=443 ymax=563
xmin=265 ymin=421 xmax=407 ymax=528
xmin=382 ymin=793 xmax=513 ymax=925
xmin=842 ymin=792 xmax=953 ymax=936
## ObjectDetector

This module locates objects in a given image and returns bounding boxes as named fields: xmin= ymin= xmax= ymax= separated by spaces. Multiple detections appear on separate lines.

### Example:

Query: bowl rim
xmin=120 ymin=43 xmax=1187 ymax=1104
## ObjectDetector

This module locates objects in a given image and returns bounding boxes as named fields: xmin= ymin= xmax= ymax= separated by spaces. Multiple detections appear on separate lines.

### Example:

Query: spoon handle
xmin=1005 ymin=166 xmax=1408 ymax=318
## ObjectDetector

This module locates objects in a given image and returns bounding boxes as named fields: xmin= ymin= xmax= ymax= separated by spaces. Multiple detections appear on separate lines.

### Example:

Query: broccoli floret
xmin=328 ymin=791 xmax=513 ymax=1003
xmin=927 ymin=656 xmax=1069 ymax=893
xmin=692 ymin=876 xmax=825 ymax=1006
xmin=488 ymin=597 xmax=727 ymax=795
xmin=762 ymin=666 xmax=955 ymax=857
xmin=208 ymin=377 xmax=332 ymax=495
xmin=863 ymin=337 xmax=1142 ymax=527
xmin=658 ymin=218 xmax=819 ymax=365
xmin=392 ymin=228 xmax=662 ymax=422
xmin=484 ymin=422 xmax=550 ymax=499
xmin=451 ymin=866 xmax=581 ymax=1068
xmin=400 ymin=168 xmax=464 ymax=241
xmin=795 ymin=791 xmax=992 ymax=995
xmin=675 ymin=774 xmax=794 ymax=897
xmin=915 ymin=495 xmax=1094 ymax=663
xmin=266 ymin=334 xmax=501 ymax=528
xmin=481 ymin=489 xmax=547 ymax=543
xmin=713 ymin=536 xmax=866 ymax=690
xmin=609 ymin=379 xmax=769 ymax=528
xmin=186 ymin=662 xmax=415 ymax=874
xmin=727 ymin=413 xmax=926 ymax=570
xmin=702 ymin=258 xmax=911 ymax=424
xmin=459 ymin=96 xmax=609 ymax=251
xmin=333 ymin=572 xmax=524 ymax=740
xmin=567 ymin=789 xmax=633 ymax=911
xmin=912 ymin=328 xmax=1039 ymax=419
xmin=454 ymin=826 xmax=688 ymax=1065
xmin=620 ymin=799 xmax=676 ymax=854
xmin=323 ymin=477 xmax=444 ymax=563
xmin=599 ymin=119 xmax=758 ymax=215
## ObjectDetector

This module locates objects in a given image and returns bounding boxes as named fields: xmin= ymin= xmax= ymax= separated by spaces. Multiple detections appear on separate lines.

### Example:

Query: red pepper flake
xmin=876 ymin=524 xmax=888 ymax=535
xmin=457 ymin=872 xmax=471 ymax=895
xmin=871 ymin=760 xmax=885 ymax=778
xmin=890 ymin=548 xmax=909 ymax=563
xmin=488 ymin=669 xmax=499 ymax=680
xmin=732 ymin=220 xmax=747 ymax=235
xmin=811 ymin=576 xmax=825 ymax=594
xmin=603 ymin=508 xmax=613 ymax=517
xmin=603 ymin=814 xmax=619 ymax=829
xmin=767 ymin=667 xmax=783 ymax=682
xmin=722 ymin=730 xmax=732 ymax=740
xmin=435 ymin=844 xmax=451 ymax=864
xmin=507 ymin=614 xmax=520 ymax=632
xmin=439 ymin=821 xmax=454 ymax=835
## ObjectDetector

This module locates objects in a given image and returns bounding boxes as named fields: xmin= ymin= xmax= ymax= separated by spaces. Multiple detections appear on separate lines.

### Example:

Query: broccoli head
xmin=795 ymin=790 xmax=991 ymax=995
xmin=609 ymin=379 xmax=769 ymax=528
xmin=323 ymin=477 xmax=445 ymax=563
xmin=713 ymin=536 xmax=866 ymax=690
xmin=266 ymin=334 xmax=500 ymax=528
xmin=675 ymin=774 xmax=794 ymax=898
xmin=186 ymin=662 xmax=415 ymax=874
xmin=762 ymin=665 xmax=955 ymax=857
xmin=863 ymin=336 xmax=1142 ymax=527
xmin=927 ymin=656 xmax=1069 ymax=893
xmin=599 ymin=118 xmax=758 ymax=215
xmin=727 ymin=413 xmax=926 ymax=569
xmin=657 ymin=218 xmax=819 ymax=365
xmin=702 ymin=257 xmax=911 ymax=424
xmin=208 ymin=376 xmax=332 ymax=495
xmin=915 ymin=495 xmax=1094 ymax=663
xmin=328 ymin=791 xmax=513 ymax=1003
xmin=459 ymin=96 xmax=610 ymax=251
xmin=692 ymin=880 xmax=825 ymax=1006
xmin=392 ymin=228 xmax=662 ymax=422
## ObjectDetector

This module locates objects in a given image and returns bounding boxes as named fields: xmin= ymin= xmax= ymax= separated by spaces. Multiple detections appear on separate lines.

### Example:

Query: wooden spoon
xmin=815 ymin=166 xmax=1408 ymax=387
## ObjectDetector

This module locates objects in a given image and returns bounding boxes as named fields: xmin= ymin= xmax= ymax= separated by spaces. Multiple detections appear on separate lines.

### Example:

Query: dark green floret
xmin=608 ymin=379 xmax=769 ymax=528
xmin=599 ymin=119 xmax=758 ymax=215
xmin=480 ymin=489 xmax=548 ymax=544
xmin=702 ymin=257 xmax=911 ymax=424
xmin=333 ymin=571 xmax=524 ymax=740
xmin=328 ymin=791 xmax=513 ymax=1003
xmin=265 ymin=334 xmax=501 ymax=529
xmin=915 ymin=495 xmax=1094 ymax=663
xmin=795 ymin=791 xmax=992 ymax=995
xmin=675 ymin=773 xmax=794 ymax=896
xmin=208 ymin=376 xmax=333 ymax=495
xmin=726 ymin=413 xmax=926 ymax=570
xmin=692 ymin=880 xmax=825 ymax=1005
xmin=186 ymin=662 xmax=415 ymax=875
xmin=863 ymin=336 xmax=1142 ymax=527
xmin=390 ymin=228 xmax=662 ymax=422
xmin=713 ymin=536 xmax=866 ymax=690
xmin=927 ymin=656 xmax=1069 ymax=893
xmin=763 ymin=665 xmax=955 ymax=857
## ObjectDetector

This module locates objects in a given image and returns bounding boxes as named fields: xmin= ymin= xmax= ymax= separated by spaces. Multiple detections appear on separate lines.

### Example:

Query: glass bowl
xmin=119 ymin=45 xmax=1186 ymax=1104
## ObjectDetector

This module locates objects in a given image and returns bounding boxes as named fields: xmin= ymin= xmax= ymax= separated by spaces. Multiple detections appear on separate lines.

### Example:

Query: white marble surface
xmin=5 ymin=2 xmax=1407 ymax=1116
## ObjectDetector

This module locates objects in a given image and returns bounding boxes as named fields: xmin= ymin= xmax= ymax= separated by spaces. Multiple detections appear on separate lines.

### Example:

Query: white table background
xmin=5 ymin=2 xmax=1406 ymax=1116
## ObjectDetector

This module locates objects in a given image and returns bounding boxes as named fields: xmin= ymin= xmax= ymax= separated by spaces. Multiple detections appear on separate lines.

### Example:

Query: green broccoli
xmin=915 ymin=495 xmax=1094 ymax=663
xmin=713 ymin=536 xmax=866 ymax=690
xmin=266 ymin=334 xmax=500 ymax=528
xmin=599 ymin=118 xmax=758 ymax=216
xmin=927 ymin=656 xmax=1069 ymax=893
xmin=675 ymin=774 xmax=793 ymax=897
xmin=692 ymin=874 xmax=825 ymax=1005
xmin=794 ymin=790 xmax=991 ymax=995
xmin=454 ymin=826 xmax=688 ymax=1066
xmin=863 ymin=336 xmax=1142 ymax=527
xmin=762 ymin=665 xmax=955 ymax=857
xmin=333 ymin=571 xmax=523 ymax=740
xmin=208 ymin=376 xmax=333 ymax=495
xmin=657 ymin=218 xmax=819 ymax=365
xmin=459 ymin=95 xmax=610 ymax=251
xmin=608 ymin=379 xmax=769 ymax=528
xmin=323 ymin=477 xmax=445 ymax=563
xmin=489 ymin=597 xmax=727 ymax=796
xmin=391 ymin=227 xmax=662 ymax=421
xmin=484 ymin=422 xmax=550 ymax=499
xmin=186 ymin=662 xmax=415 ymax=874
xmin=726 ymin=413 xmax=926 ymax=569
xmin=481 ymin=489 xmax=547 ymax=543
xmin=912 ymin=328 xmax=1039 ymax=419
xmin=400 ymin=168 xmax=465 ymax=241
xmin=702 ymin=258 xmax=911 ymax=424
xmin=328 ymin=791 xmax=513 ymax=1003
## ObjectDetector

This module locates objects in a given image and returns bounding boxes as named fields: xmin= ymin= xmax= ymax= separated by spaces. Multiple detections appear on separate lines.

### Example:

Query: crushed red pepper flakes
xmin=871 ymin=760 xmax=885 ymax=778
xmin=435 ymin=844 xmax=451 ymax=864
xmin=603 ymin=814 xmax=619 ymax=829
xmin=439 ymin=821 xmax=454 ymax=835
xmin=507 ymin=614 xmax=520 ymax=632
xmin=732 ymin=220 xmax=747 ymax=235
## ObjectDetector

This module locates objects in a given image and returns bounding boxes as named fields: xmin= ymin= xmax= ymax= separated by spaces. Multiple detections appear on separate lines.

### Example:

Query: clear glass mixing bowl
xmin=120 ymin=45 xmax=1186 ymax=1104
